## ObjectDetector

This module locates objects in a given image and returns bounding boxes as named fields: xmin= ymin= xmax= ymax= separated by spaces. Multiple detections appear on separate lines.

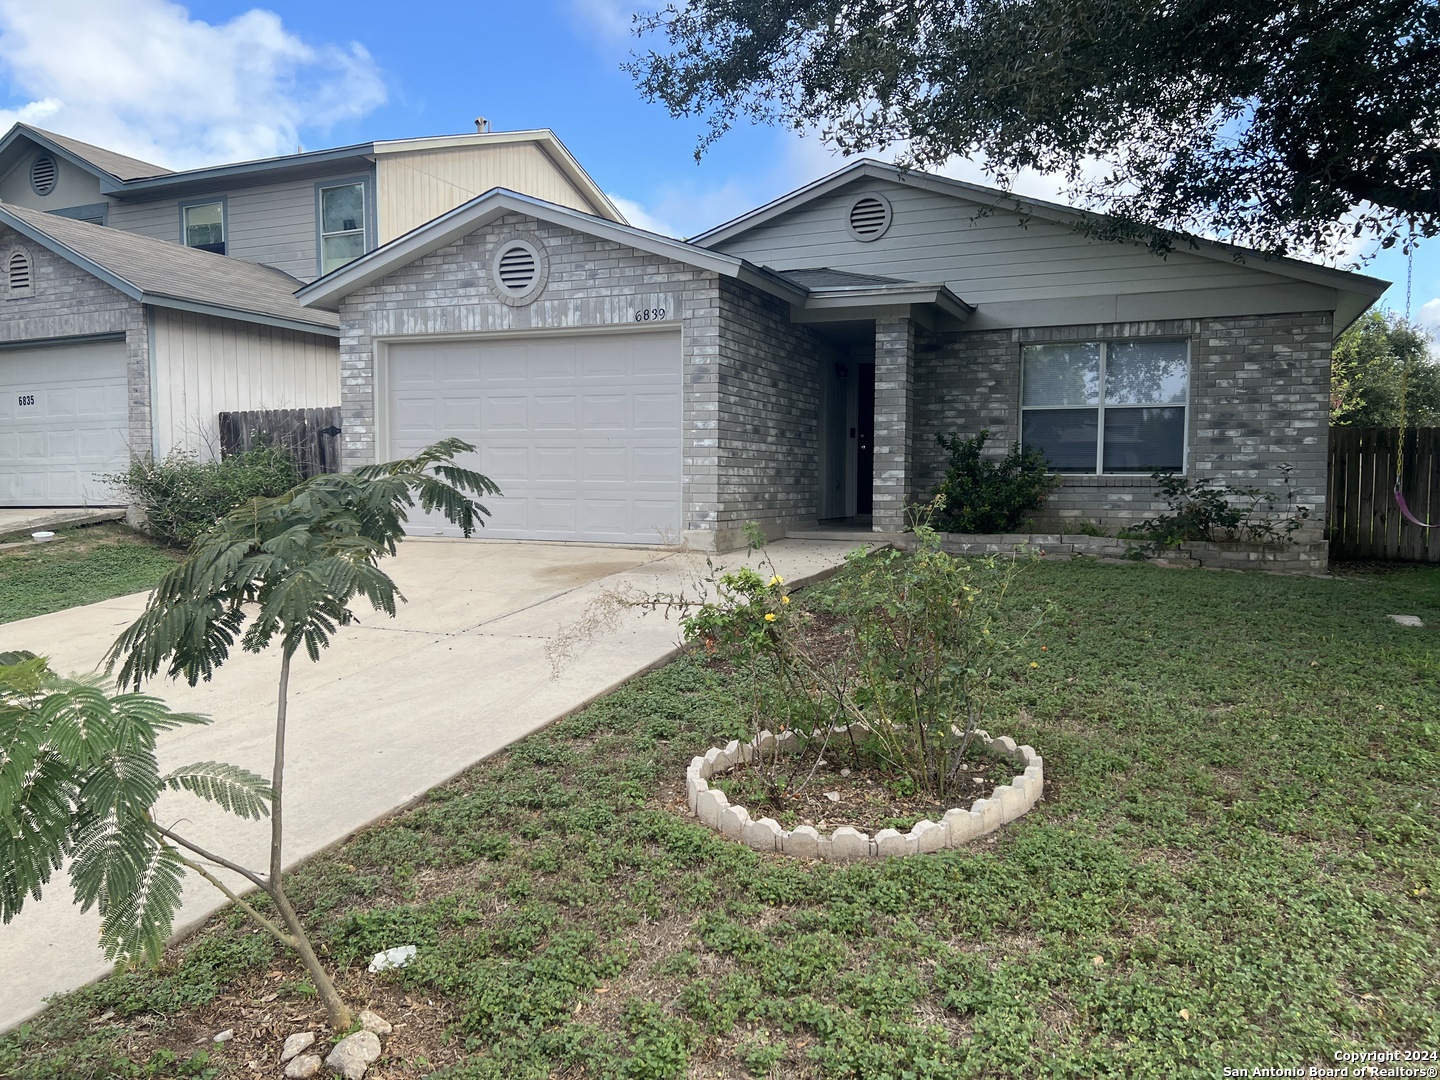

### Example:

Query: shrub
xmin=929 ymin=430 xmax=1059 ymax=533
xmin=1134 ymin=465 xmax=1311 ymax=548
xmin=105 ymin=445 xmax=302 ymax=546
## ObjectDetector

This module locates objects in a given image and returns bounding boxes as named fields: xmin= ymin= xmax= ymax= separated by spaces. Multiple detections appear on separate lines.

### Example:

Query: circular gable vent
xmin=30 ymin=154 xmax=57 ymax=197
xmin=488 ymin=234 xmax=550 ymax=306
xmin=846 ymin=193 xmax=892 ymax=241
xmin=496 ymin=244 xmax=537 ymax=291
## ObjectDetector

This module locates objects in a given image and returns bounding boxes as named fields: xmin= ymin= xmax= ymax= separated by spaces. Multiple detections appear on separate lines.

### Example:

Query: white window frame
xmin=1019 ymin=338 xmax=1191 ymax=475
xmin=316 ymin=179 xmax=369 ymax=276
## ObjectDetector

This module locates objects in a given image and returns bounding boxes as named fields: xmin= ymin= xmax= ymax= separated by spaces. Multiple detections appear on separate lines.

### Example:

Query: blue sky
xmin=0 ymin=0 xmax=1433 ymax=332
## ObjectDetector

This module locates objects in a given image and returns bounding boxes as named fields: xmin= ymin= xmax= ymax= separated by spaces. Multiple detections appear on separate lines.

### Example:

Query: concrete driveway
xmin=0 ymin=536 xmax=862 ymax=1031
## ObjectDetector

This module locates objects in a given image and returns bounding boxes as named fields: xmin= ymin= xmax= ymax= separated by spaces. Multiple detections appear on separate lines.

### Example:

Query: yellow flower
xmin=764 ymin=613 xmax=778 ymax=622
xmin=781 ymin=595 xmax=791 ymax=605
xmin=768 ymin=574 xmax=784 ymax=587
xmin=1029 ymin=661 xmax=1039 ymax=669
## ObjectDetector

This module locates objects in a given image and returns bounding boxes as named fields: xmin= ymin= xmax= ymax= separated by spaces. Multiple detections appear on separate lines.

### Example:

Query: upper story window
xmin=319 ymin=181 xmax=366 ymax=275
xmin=182 ymin=199 xmax=226 ymax=254
xmin=1020 ymin=339 xmax=1189 ymax=474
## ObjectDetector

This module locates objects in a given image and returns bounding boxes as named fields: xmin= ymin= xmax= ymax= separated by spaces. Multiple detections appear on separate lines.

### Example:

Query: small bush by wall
xmin=104 ymin=446 xmax=302 ymax=547
xmin=929 ymin=431 xmax=1060 ymax=534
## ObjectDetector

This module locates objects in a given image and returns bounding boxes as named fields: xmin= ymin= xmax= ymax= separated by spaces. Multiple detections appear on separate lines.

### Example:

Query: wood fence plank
xmin=216 ymin=406 xmax=342 ymax=479
xmin=1328 ymin=426 xmax=1440 ymax=563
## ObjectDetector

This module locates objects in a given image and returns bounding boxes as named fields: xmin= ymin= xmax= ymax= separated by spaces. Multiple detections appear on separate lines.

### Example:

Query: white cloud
xmin=1418 ymin=298 xmax=1440 ymax=336
xmin=0 ymin=0 xmax=386 ymax=169
xmin=607 ymin=193 xmax=678 ymax=238
xmin=569 ymin=0 xmax=648 ymax=45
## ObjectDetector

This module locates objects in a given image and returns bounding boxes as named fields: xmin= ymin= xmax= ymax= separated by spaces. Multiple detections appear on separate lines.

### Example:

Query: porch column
xmin=872 ymin=315 xmax=915 ymax=533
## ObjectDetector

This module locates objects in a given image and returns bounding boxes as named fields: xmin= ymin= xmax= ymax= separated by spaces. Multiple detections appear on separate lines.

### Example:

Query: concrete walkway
xmin=0 ymin=507 xmax=126 ymax=536
xmin=0 ymin=536 xmax=865 ymax=1031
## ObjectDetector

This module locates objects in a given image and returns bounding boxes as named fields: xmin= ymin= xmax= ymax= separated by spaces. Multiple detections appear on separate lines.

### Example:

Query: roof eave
xmin=141 ymin=295 xmax=340 ymax=337
xmin=1 ymin=125 xmax=128 ymax=187
xmin=103 ymin=142 xmax=378 ymax=196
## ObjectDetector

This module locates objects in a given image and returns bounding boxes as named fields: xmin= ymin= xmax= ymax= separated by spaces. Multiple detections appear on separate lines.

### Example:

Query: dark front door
xmin=856 ymin=362 xmax=875 ymax=515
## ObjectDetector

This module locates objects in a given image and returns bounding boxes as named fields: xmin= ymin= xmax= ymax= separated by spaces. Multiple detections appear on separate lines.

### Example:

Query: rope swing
xmin=1393 ymin=235 xmax=1437 ymax=528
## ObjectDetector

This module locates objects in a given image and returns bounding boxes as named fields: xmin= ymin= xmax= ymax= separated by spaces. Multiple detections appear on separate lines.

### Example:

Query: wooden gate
xmin=217 ymin=407 xmax=342 ymax=479
xmin=1328 ymin=426 xmax=1440 ymax=562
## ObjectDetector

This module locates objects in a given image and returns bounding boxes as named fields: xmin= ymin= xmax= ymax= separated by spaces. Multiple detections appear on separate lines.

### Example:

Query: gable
xmin=706 ymin=174 xmax=1362 ymax=332
xmin=0 ymin=137 xmax=105 ymax=212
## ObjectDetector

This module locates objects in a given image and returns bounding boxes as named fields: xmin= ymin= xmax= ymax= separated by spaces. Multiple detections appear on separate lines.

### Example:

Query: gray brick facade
xmin=334 ymin=213 xmax=825 ymax=549
xmin=873 ymin=316 xmax=916 ymax=531
xmin=912 ymin=313 xmax=1333 ymax=539
xmin=0 ymin=223 xmax=151 ymax=461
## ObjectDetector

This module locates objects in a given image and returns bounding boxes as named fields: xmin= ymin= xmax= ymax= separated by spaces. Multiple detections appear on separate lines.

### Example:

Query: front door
xmin=856 ymin=362 xmax=874 ymax=516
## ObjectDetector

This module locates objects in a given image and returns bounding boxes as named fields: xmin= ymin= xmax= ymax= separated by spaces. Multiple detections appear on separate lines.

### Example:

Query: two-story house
xmin=0 ymin=123 xmax=623 ymax=506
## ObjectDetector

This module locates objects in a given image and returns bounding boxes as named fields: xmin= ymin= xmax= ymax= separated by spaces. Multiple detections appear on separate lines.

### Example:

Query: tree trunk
xmin=269 ymin=648 xmax=353 ymax=1030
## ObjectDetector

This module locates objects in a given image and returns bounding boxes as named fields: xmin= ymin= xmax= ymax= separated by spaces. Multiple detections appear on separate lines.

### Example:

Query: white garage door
xmin=387 ymin=329 xmax=682 ymax=543
xmin=0 ymin=340 xmax=129 ymax=507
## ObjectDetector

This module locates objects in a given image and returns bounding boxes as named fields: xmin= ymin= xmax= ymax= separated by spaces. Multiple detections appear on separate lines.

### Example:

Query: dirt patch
xmin=708 ymin=753 xmax=1009 ymax=835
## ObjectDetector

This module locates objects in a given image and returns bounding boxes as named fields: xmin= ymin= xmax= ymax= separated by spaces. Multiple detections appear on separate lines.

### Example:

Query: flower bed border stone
xmin=685 ymin=726 xmax=1043 ymax=861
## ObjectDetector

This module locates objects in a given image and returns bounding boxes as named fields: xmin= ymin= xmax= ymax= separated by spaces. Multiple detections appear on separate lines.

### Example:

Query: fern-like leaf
xmin=95 ymin=839 xmax=186 ymax=965
xmin=162 ymin=761 xmax=273 ymax=819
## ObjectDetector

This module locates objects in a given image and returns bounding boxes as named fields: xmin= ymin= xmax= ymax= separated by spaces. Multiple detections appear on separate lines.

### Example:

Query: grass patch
xmin=0 ymin=523 xmax=180 ymax=625
xmin=3 ymin=558 xmax=1438 ymax=1077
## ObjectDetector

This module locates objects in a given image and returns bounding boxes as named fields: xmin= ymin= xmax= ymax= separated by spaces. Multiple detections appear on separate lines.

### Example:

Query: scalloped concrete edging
xmin=685 ymin=727 xmax=1043 ymax=861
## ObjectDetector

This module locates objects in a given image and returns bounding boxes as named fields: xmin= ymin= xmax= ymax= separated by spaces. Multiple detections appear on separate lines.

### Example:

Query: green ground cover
xmin=0 ymin=524 xmax=181 ymax=625
xmin=2 ymin=557 xmax=1437 ymax=1078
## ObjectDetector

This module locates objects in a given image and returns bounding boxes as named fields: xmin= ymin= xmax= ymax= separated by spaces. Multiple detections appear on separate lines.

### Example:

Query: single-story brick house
xmin=296 ymin=160 xmax=1386 ymax=553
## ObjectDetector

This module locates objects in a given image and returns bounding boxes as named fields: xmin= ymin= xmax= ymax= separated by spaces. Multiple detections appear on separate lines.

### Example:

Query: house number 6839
xmin=17 ymin=394 xmax=35 ymax=407
xmin=634 ymin=308 xmax=666 ymax=322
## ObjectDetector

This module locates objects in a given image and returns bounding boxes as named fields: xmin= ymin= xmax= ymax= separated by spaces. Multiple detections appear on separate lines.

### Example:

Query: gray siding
xmin=912 ymin=312 xmax=1333 ymax=539
xmin=107 ymin=165 xmax=375 ymax=282
xmin=710 ymin=178 xmax=1338 ymax=330
xmin=0 ymin=153 xmax=104 ymax=212
xmin=0 ymin=222 xmax=152 ymax=460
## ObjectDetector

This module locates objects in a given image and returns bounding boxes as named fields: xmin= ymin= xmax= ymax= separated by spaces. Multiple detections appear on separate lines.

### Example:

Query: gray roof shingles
xmin=24 ymin=125 xmax=172 ymax=181
xmin=0 ymin=204 xmax=338 ymax=332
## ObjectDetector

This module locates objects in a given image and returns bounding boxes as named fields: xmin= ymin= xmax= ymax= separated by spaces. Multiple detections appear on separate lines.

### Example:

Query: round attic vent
xmin=497 ymin=244 xmax=537 ymax=291
xmin=30 ymin=154 xmax=57 ymax=197
xmin=846 ymin=193 xmax=892 ymax=241
xmin=488 ymin=234 xmax=550 ymax=306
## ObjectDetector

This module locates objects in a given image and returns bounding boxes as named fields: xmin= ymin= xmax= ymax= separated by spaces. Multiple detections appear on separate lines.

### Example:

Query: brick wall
xmin=337 ymin=212 xmax=722 ymax=539
xmin=0 ymin=224 xmax=151 ymax=461
xmin=913 ymin=313 xmax=1333 ymax=539
xmin=714 ymin=278 xmax=822 ymax=545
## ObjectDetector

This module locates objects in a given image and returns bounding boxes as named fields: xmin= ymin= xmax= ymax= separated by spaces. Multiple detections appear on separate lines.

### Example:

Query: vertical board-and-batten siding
xmin=108 ymin=165 xmax=376 ymax=282
xmin=709 ymin=178 xmax=1337 ymax=330
xmin=151 ymin=309 xmax=338 ymax=459
xmin=375 ymin=145 xmax=599 ymax=243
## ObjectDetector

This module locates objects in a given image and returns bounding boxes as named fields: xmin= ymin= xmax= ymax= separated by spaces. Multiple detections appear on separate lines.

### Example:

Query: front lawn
xmin=0 ymin=523 xmax=180 ymax=625
xmin=3 ymin=558 xmax=1437 ymax=1078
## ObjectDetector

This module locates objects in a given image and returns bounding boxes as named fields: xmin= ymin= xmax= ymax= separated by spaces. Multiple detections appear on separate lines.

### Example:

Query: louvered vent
xmin=497 ymin=244 xmax=537 ymax=291
xmin=847 ymin=194 xmax=892 ymax=240
xmin=8 ymin=251 xmax=31 ymax=291
xmin=30 ymin=154 xmax=57 ymax=196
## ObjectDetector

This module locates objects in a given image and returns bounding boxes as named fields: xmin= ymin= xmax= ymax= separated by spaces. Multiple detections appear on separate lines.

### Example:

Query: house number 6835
xmin=17 ymin=394 xmax=35 ymax=407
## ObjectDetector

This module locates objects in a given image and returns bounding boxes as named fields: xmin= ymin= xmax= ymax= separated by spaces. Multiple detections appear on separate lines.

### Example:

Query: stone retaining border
xmin=685 ymin=726 xmax=1043 ymax=861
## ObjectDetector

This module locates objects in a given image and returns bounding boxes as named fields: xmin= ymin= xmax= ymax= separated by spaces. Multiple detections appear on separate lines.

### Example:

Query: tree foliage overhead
xmin=629 ymin=0 xmax=1440 ymax=255
xmin=1330 ymin=310 xmax=1440 ymax=425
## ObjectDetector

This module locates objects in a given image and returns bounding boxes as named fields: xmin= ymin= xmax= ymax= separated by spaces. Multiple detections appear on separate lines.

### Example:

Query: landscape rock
xmin=1388 ymin=614 xmax=1424 ymax=627
xmin=282 ymin=1032 xmax=316 ymax=1061
xmin=285 ymin=1054 xmax=322 ymax=1079
xmin=367 ymin=945 xmax=417 ymax=973
xmin=326 ymin=1030 xmax=381 ymax=1080
xmin=212 ymin=1030 xmax=234 ymax=1043
xmin=357 ymin=1010 xmax=392 ymax=1036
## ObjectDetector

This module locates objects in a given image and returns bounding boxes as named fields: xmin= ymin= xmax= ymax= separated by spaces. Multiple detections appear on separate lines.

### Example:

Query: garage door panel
xmin=389 ymin=330 xmax=681 ymax=543
xmin=582 ymin=394 xmax=629 ymax=431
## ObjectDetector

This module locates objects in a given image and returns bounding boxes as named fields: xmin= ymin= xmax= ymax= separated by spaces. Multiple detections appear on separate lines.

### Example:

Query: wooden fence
xmin=1328 ymin=426 xmax=1440 ymax=562
xmin=217 ymin=407 xmax=342 ymax=479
